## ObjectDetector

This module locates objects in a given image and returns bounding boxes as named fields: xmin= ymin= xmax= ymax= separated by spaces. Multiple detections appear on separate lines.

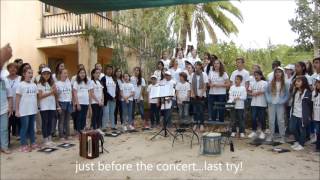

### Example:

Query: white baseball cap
xmin=284 ymin=64 xmax=295 ymax=70
xmin=150 ymin=75 xmax=157 ymax=79
xmin=41 ymin=67 xmax=51 ymax=73
xmin=164 ymin=71 xmax=171 ymax=76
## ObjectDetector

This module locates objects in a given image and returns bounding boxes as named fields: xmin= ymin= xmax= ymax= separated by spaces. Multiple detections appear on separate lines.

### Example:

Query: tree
xmin=289 ymin=0 xmax=320 ymax=57
xmin=168 ymin=1 xmax=243 ymax=48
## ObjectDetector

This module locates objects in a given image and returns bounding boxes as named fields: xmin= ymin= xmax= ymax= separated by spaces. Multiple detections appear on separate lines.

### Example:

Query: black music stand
xmin=149 ymin=84 xmax=175 ymax=140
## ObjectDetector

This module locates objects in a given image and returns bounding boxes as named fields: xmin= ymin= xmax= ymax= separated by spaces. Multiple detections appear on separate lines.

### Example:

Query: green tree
xmin=169 ymin=1 xmax=243 ymax=48
xmin=289 ymin=0 xmax=320 ymax=56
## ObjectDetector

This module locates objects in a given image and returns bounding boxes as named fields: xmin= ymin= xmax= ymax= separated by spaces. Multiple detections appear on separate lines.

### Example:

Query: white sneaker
xmin=231 ymin=132 xmax=236 ymax=137
xmin=240 ymin=133 xmax=245 ymax=138
xmin=122 ymin=125 xmax=127 ymax=132
xmin=129 ymin=125 xmax=135 ymax=130
xmin=291 ymin=142 xmax=299 ymax=149
xmin=293 ymin=144 xmax=304 ymax=151
xmin=259 ymin=132 xmax=266 ymax=139
xmin=310 ymin=134 xmax=317 ymax=143
xmin=279 ymin=137 xmax=286 ymax=144
xmin=266 ymin=136 xmax=272 ymax=142
xmin=248 ymin=132 xmax=257 ymax=138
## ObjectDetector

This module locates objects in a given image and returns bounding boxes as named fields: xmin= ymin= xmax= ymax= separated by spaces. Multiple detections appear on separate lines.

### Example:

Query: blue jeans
xmin=208 ymin=94 xmax=226 ymax=122
xmin=289 ymin=115 xmax=307 ymax=146
xmin=232 ymin=109 xmax=245 ymax=133
xmin=122 ymin=101 xmax=133 ymax=125
xmin=40 ymin=110 xmax=54 ymax=138
xmin=178 ymin=102 xmax=189 ymax=122
xmin=132 ymin=100 xmax=145 ymax=120
xmin=268 ymin=104 xmax=286 ymax=138
xmin=75 ymin=105 xmax=88 ymax=133
xmin=0 ymin=113 xmax=9 ymax=149
xmin=251 ymin=106 xmax=266 ymax=131
xmin=102 ymin=100 xmax=116 ymax=128
xmin=150 ymin=104 xmax=160 ymax=126
xmin=192 ymin=98 xmax=205 ymax=125
xmin=314 ymin=121 xmax=320 ymax=150
xmin=20 ymin=114 xmax=36 ymax=145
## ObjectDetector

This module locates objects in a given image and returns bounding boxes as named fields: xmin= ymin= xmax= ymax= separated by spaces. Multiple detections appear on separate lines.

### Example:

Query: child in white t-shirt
xmin=147 ymin=75 xmax=160 ymax=128
xmin=120 ymin=73 xmax=135 ymax=131
xmin=72 ymin=68 xmax=91 ymax=133
xmin=160 ymin=71 xmax=176 ymax=128
xmin=56 ymin=69 xmax=73 ymax=140
xmin=37 ymin=67 xmax=57 ymax=145
xmin=248 ymin=70 xmax=268 ymax=139
xmin=176 ymin=72 xmax=191 ymax=123
xmin=89 ymin=68 xmax=104 ymax=130
xmin=228 ymin=75 xmax=247 ymax=138
xmin=16 ymin=68 xmax=39 ymax=152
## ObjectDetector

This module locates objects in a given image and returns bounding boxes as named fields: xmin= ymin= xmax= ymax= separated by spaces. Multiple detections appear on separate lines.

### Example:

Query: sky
xmin=196 ymin=0 xmax=298 ymax=49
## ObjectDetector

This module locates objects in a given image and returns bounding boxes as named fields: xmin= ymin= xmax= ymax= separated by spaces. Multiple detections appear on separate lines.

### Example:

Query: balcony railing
xmin=41 ymin=12 xmax=131 ymax=38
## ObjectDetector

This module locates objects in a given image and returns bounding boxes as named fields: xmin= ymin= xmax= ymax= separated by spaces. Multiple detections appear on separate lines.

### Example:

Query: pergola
xmin=40 ymin=0 xmax=220 ymax=13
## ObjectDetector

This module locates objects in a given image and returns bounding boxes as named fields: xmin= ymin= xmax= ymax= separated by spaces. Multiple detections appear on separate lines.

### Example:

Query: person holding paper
xmin=159 ymin=71 xmax=175 ymax=128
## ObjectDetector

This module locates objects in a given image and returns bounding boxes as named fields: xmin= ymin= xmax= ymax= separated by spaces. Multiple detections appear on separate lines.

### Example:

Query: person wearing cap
xmin=284 ymin=64 xmax=295 ymax=85
xmin=159 ymin=71 xmax=176 ymax=128
xmin=312 ymin=75 xmax=320 ymax=151
xmin=147 ymin=75 xmax=160 ymax=128
xmin=265 ymin=67 xmax=289 ymax=143
xmin=191 ymin=61 xmax=208 ymax=132
xmin=37 ymin=67 xmax=57 ymax=146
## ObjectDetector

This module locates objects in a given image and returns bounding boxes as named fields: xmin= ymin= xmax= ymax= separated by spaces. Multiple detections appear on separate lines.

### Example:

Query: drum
xmin=200 ymin=132 xmax=222 ymax=155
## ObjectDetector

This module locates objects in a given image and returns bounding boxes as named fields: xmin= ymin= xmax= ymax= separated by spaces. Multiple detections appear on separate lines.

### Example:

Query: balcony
xmin=41 ymin=12 xmax=131 ymax=38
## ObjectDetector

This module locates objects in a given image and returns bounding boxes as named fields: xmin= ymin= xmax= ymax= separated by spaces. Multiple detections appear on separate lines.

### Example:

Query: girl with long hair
xmin=90 ymin=68 xmax=104 ymax=129
xmin=114 ymin=68 xmax=123 ymax=126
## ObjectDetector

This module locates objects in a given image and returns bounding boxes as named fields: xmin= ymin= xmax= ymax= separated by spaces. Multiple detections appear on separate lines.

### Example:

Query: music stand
xmin=149 ymin=84 xmax=175 ymax=140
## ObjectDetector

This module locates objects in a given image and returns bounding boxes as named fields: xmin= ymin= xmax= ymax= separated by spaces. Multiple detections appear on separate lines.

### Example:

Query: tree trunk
xmin=314 ymin=0 xmax=320 ymax=57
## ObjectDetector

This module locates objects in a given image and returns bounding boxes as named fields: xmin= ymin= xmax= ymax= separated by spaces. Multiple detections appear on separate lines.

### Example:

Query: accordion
xmin=79 ymin=130 xmax=104 ymax=159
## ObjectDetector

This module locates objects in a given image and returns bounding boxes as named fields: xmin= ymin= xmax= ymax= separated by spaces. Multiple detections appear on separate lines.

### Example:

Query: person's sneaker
xmin=240 ymin=133 xmax=245 ymax=138
xmin=1 ymin=149 xmax=12 ymax=154
xmin=259 ymin=132 xmax=266 ymax=139
xmin=293 ymin=144 xmax=304 ymax=151
xmin=60 ymin=138 xmax=66 ymax=142
xmin=122 ymin=125 xmax=127 ymax=132
xmin=200 ymin=125 xmax=204 ymax=132
xmin=193 ymin=125 xmax=198 ymax=131
xmin=279 ymin=137 xmax=286 ymax=144
xmin=19 ymin=146 xmax=30 ymax=153
xmin=111 ymin=128 xmax=117 ymax=131
xmin=231 ymin=132 xmax=236 ymax=137
xmin=291 ymin=142 xmax=300 ymax=149
xmin=31 ymin=143 xmax=40 ymax=150
xmin=266 ymin=136 xmax=272 ymax=142
xmin=310 ymin=134 xmax=317 ymax=143
xmin=248 ymin=132 xmax=257 ymax=138
xmin=129 ymin=125 xmax=135 ymax=130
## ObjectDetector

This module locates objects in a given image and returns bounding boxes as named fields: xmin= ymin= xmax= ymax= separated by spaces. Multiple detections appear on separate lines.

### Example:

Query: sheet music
xmin=150 ymin=84 xmax=175 ymax=99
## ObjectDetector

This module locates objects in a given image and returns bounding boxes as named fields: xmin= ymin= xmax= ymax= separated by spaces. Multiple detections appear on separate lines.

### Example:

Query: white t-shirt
xmin=120 ymin=82 xmax=135 ymax=101
xmin=191 ymin=72 xmax=208 ymax=97
xmin=176 ymin=81 xmax=191 ymax=103
xmin=176 ymin=58 xmax=186 ymax=70
xmin=169 ymin=67 xmax=182 ymax=83
xmin=73 ymin=81 xmax=91 ymax=105
xmin=160 ymin=79 xmax=176 ymax=109
xmin=267 ymin=72 xmax=274 ymax=82
xmin=311 ymin=73 xmax=320 ymax=86
xmin=188 ymin=57 xmax=201 ymax=65
xmin=6 ymin=76 xmax=21 ymax=111
xmin=147 ymin=84 xmax=159 ymax=104
xmin=161 ymin=59 xmax=171 ymax=70
xmin=89 ymin=80 xmax=103 ymax=104
xmin=99 ymin=73 xmax=105 ymax=80
xmin=292 ymin=90 xmax=306 ymax=118
xmin=312 ymin=91 xmax=320 ymax=121
xmin=103 ymin=76 xmax=116 ymax=98
xmin=130 ymin=76 xmax=146 ymax=100
xmin=0 ymin=69 xmax=9 ymax=79
xmin=0 ymin=79 xmax=10 ymax=115
xmin=37 ymin=82 xmax=56 ymax=111
xmin=16 ymin=81 xmax=38 ymax=116
xmin=56 ymin=80 xmax=72 ymax=102
xmin=208 ymin=71 xmax=229 ymax=95
xmin=230 ymin=69 xmax=250 ymax=87
xmin=249 ymin=80 xmax=268 ymax=107
xmin=228 ymin=85 xmax=247 ymax=109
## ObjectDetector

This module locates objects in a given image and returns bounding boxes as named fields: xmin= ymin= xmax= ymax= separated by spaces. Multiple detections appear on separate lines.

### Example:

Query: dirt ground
xmin=1 ymin=127 xmax=319 ymax=180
